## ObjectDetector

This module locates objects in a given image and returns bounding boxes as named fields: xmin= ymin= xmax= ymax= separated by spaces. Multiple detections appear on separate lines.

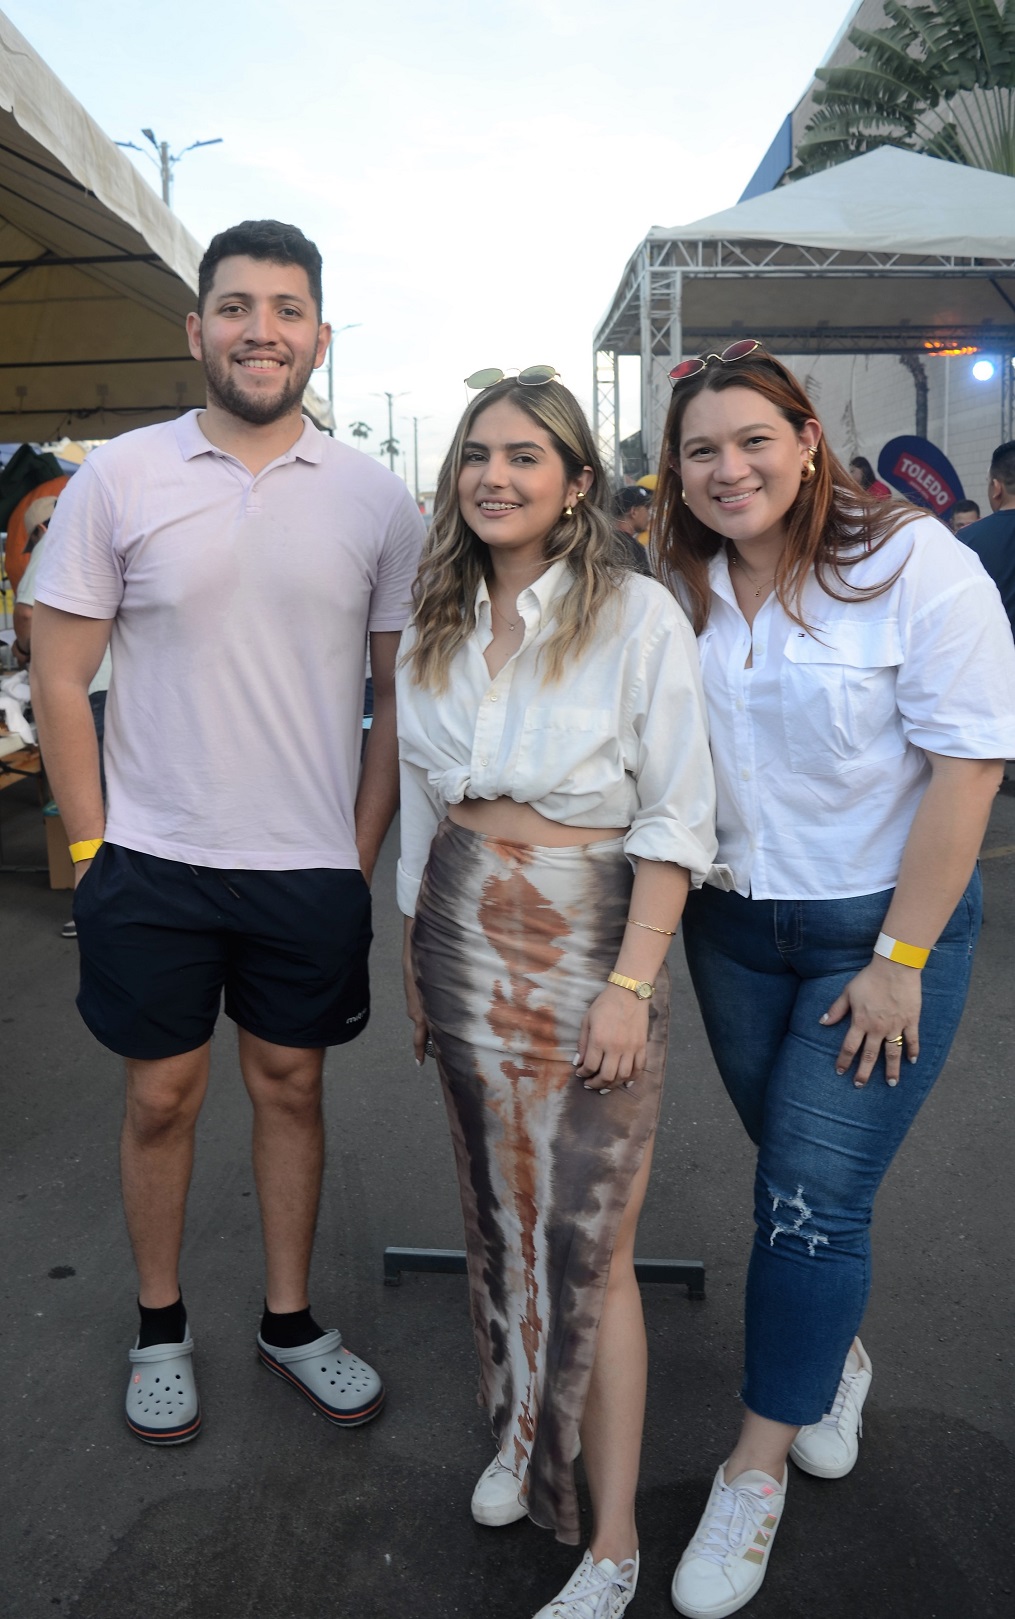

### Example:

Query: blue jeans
xmin=681 ymin=873 xmax=982 ymax=1426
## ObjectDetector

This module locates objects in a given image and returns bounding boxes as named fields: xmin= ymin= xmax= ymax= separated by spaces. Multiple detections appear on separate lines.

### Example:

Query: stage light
xmin=972 ymin=359 xmax=995 ymax=381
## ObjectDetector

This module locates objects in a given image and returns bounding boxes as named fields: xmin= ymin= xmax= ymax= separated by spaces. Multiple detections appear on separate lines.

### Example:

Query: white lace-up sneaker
xmin=790 ymin=1338 xmax=873 ymax=1479
xmin=472 ymin=1436 xmax=582 ymax=1526
xmin=533 ymin=1550 xmax=639 ymax=1618
xmin=471 ymin=1456 xmax=527 ymax=1526
xmin=671 ymin=1466 xmax=786 ymax=1618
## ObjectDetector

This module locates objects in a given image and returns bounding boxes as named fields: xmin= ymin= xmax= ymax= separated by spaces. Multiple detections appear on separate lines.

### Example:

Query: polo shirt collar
xmin=174 ymin=410 xmax=324 ymax=465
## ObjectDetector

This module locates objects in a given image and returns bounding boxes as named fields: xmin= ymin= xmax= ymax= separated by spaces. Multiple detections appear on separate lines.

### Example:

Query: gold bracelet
xmin=627 ymin=918 xmax=676 ymax=937
xmin=69 ymin=838 xmax=104 ymax=863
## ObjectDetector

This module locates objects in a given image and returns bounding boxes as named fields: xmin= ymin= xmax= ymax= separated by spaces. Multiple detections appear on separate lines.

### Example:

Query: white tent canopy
xmin=593 ymin=148 xmax=1015 ymax=472
xmin=0 ymin=11 xmax=330 ymax=442
xmin=682 ymin=143 xmax=1015 ymax=259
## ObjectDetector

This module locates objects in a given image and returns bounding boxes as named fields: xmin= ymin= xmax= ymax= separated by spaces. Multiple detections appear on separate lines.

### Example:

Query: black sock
xmin=137 ymin=1295 xmax=187 ymax=1349
xmin=260 ymin=1302 xmax=325 ymax=1349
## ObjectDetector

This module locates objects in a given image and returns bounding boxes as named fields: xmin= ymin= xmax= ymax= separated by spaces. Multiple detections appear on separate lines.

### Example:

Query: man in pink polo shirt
xmin=31 ymin=220 xmax=424 ymax=1445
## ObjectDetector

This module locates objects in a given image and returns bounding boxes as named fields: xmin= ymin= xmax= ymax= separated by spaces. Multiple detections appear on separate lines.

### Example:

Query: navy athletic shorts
xmin=73 ymin=843 xmax=372 ymax=1060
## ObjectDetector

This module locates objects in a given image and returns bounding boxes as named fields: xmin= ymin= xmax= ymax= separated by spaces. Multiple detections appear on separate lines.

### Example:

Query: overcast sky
xmin=9 ymin=0 xmax=851 ymax=486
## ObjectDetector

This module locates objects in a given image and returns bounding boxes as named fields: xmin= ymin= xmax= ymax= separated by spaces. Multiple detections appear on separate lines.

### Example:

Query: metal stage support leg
xmin=383 ymin=1246 xmax=705 ymax=1300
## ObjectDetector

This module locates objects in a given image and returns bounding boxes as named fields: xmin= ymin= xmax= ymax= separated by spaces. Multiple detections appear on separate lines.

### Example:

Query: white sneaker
xmin=671 ymin=1465 xmax=786 ymax=1618
xmin=471 ymin=1435 xmax=581 ymax=1526
xmin=790 ymin=1338 xmax=873 ymax=1479
xmin=471 ymin=1456 xmax=527 ymax=1526
xmin=533 ymin=1550 xmax=639 ymax=1618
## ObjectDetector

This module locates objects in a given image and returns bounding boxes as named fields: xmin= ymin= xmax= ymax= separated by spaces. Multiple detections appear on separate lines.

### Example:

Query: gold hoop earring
xmin=681 ymin=489 xmax=689 ymax=505
xmin=800 ymin=450 xmax=817 ymax=482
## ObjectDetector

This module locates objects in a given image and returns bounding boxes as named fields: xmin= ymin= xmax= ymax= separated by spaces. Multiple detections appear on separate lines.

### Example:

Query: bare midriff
xmin=449 ymin=796 xmax=626 ymax=848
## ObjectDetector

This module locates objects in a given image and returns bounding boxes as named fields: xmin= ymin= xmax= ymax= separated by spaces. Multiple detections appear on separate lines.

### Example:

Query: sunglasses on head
xmin=668 ymin=339 xmax=764 ymax=387
xmin=465 ymin=365 xmax=559 ymax=390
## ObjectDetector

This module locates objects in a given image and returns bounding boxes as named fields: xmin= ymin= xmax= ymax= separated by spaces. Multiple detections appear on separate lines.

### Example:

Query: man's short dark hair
xmin=615 ymin=486 xmax=651 ymax=517
xmin=953 ymin=499 xmax=980 ymax=519
xmin=989 ymin=440 xmax=1015 ymax=495
xmin=197 ymin=221 xmax=323 ymax=319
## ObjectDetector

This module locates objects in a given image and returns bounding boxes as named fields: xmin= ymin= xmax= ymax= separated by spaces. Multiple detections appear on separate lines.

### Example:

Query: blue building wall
xmin=739 ymin=114 xmax=793 ymax=200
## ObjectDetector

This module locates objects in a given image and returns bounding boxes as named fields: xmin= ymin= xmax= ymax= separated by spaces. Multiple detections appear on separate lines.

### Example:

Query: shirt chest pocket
xmin=780 ymin=620 xmax=906 ymax=776
xmin=519 ymin=705 xmax=615 ymax=795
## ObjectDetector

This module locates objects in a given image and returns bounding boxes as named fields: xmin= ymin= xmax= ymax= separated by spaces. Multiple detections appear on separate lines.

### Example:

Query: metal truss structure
xmin=593 ymin=234 xmax=1015 ymax=480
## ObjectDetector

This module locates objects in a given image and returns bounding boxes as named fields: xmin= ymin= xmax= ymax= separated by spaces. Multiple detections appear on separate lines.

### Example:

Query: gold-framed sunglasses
xmin=668 ymin=339 xmax=763 ymax=387
xmin=465 ymin=364 xmax=560 ymax=390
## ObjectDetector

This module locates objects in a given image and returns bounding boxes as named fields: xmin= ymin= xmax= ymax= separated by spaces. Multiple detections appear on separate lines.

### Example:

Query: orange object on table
xmin=3 ymin=475 xmax=71 ymax=593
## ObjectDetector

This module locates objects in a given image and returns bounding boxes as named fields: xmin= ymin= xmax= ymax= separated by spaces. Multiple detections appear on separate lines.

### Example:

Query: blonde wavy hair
xmin=405 ymin=378 xmax=630 ymax=691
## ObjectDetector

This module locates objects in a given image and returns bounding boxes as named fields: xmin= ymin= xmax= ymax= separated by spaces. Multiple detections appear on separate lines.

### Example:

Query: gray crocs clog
xmin=256 ymin=1328 xmax=384 ymax=1426
xmin=126 ymin=1333 xmax=201 ymax=1445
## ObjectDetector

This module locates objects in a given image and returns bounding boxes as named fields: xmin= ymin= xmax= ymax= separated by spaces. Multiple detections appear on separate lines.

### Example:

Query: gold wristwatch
xmin=607 ymin=971 xmax=654 ymax=1000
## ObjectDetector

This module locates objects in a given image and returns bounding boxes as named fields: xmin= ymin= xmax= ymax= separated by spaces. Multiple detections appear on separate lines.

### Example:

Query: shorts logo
xmin=346 ymin=1006 xmax=368 ymax=1025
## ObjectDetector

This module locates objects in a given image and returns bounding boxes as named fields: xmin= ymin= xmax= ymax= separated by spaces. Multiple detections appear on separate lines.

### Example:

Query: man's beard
xmin=202 ymin=350 xmax=316 ymax=426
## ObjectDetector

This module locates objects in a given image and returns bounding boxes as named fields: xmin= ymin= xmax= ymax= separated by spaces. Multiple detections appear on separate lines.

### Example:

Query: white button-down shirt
xmin=680 ymin=514 xmax=1015 ymax=900
xmin=395 ymin=561 xmax=718 ymax=916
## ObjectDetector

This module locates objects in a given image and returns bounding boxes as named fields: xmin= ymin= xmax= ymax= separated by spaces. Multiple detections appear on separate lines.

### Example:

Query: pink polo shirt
xmin=35 ymin=412 xmax=424 ymax=869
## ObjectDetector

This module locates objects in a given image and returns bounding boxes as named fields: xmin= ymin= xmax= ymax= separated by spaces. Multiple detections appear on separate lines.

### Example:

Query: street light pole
xmin=155 ymin=139 xmax=171 ymax=206
xmin=411 ymin=415 xmax=432 ymax=506
xmin=385 ymin=393 xmax=396 ymax=470
xmin=115 ymin=129 xmax=222 ymax=211
xmin=373 ymin=390 xmax=409 ymax=473
xmin=327 ymin=323 xmax=361 ymax=416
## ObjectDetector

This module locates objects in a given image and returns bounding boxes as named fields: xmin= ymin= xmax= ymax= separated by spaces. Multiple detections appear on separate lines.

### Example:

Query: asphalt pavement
xmin=1 ymin=777 xmax=1012 ymax=1619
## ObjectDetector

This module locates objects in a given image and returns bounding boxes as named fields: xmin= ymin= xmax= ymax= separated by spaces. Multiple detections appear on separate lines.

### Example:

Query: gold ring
xmin=887 ymin=1035 xmax=904 ymax=1046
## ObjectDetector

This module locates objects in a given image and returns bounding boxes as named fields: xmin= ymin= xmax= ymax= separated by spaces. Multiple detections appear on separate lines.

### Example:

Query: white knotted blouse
xmin=395 ymin=560 xmax=719 ymax=916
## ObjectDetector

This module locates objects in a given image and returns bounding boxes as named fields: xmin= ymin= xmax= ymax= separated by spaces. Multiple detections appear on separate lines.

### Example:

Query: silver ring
xmin=424 ymin=1038 xmax=436 ymax=1057
xmin=886 ymin=1035 xmax=904 ymax=1047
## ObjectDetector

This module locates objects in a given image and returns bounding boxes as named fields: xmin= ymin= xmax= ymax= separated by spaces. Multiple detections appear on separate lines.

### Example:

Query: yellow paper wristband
xmin=69 ymin=838 xmax=104 ymax=864
xmin=874 ymin=931 xmax=930 ymax=970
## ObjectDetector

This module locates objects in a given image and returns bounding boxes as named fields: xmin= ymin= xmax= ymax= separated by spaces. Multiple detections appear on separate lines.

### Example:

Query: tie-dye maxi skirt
xmin=411 ymin=818 xmax=669 ymax=1545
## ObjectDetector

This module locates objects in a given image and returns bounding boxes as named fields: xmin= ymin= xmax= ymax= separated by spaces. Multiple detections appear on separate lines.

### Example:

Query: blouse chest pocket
xmin=780 ymin=620 xmax=906 ymax=776
xmin=519 ymin=705 xmax=615 ymax=795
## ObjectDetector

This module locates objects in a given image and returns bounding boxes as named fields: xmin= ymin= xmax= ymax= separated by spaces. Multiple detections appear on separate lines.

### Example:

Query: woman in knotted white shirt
xmin=654 ymin=341 xmax=1015 ymax=1619
xmin=396 ymin=369 xmax=717 ymax=1619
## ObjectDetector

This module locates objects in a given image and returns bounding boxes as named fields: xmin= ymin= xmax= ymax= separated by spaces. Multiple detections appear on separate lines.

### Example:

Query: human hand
xmin=820 ymin=956 xmax=921 ymax=1088
xmin=575 ymin=984 xmax=650 ymax=1092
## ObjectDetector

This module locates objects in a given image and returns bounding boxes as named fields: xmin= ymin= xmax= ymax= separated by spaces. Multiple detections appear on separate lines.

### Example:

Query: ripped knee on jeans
xmin=765 ymin=1184 xmax=829 ymax=1258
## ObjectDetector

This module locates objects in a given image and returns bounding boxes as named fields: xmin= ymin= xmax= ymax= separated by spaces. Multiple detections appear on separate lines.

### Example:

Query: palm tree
xmin=795 ymin=0 xmax=1015 ymax=177
xmin=348 ymin=420 xmax=371 ymax=441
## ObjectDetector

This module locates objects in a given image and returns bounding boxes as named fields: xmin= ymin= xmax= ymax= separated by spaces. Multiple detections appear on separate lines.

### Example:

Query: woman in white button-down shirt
xmin=654 ymin=343 xmax=1015 ymax=1619
xmin=396 ymin=374 xmax=717 ymax=1619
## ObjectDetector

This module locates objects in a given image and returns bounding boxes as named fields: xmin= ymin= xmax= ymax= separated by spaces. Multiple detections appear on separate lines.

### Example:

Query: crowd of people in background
xmin=13 ymin=218 xmax=1015 ymax=1619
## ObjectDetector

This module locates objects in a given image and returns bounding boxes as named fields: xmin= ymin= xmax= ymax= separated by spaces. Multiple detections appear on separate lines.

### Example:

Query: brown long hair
xmin=406 ymin=378 xmax=629 ymax=691
xmin=651 ymin=348 xmax=917 ymax=634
